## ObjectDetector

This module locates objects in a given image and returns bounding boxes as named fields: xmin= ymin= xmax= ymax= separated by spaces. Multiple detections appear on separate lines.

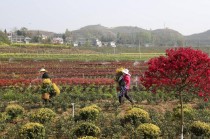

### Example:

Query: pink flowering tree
xmin=140 ymin=47 xmax=210 ymax=138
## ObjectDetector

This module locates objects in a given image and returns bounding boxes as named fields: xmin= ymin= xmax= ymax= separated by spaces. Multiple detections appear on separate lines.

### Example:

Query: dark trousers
xmin=118 ymin=87 xmax=133 ymax=104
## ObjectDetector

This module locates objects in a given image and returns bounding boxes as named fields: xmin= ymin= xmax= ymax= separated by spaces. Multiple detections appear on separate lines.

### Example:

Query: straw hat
xmin=122 ymin=69 xmax=131 ymax=76
xmin=40 ymin=68 xmax=46 ymax=72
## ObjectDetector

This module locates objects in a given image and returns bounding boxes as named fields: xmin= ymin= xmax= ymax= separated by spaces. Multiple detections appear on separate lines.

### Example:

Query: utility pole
xmin=111 ymin=42 xmax=116 ymax=54
xmin=139 ymin=39 xmax=141 ymax=59
xmin=71 ymin=103 xmax=75 ymax=118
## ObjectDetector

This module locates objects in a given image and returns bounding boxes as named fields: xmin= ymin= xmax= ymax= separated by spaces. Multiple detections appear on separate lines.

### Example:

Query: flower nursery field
xmin=0 ymin=60 xmax=146 ymax=86
xmin=0 ymin=54 xmax=209 ymax=138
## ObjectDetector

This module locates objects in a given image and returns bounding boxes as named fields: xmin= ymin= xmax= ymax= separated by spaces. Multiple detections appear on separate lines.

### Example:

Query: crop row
xmin=0 ymin=78 xmax=116 ymax=87
xmin=0 ymin=60 xmax=147 ymax=81
xmin=0 ymin=83 xmax=209 ymax=138
xmin=0 ymin=53 xmax=163 ymax=61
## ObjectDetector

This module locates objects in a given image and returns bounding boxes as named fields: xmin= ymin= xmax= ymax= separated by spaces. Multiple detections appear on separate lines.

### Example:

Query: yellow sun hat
xmin=116 ymin=67 xmax=125 ymax=73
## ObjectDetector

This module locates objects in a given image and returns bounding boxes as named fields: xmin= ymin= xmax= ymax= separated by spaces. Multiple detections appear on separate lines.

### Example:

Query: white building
xmin=96 ymin=39 xmax=102 ymax=47
xmin=110 ymin=41 xmax=116 ymax=47
xmin=41 ymin=34 xmax=48 ymax=40
xmin=52 ymin=37 xmax=64 ymax=44
xmin=73 ymin=42 xmax=78 ymax=47
xmin=24 ymin=37 xmax=31 ymax=44
xmin=8 ymin=32 xmax=31 ymax=43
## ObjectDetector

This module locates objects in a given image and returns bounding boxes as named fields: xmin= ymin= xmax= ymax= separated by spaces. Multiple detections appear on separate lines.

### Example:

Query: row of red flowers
xmin=0 ymin=78 xmax=115 ymax=87
xmin=0 ymin=61 xmax=147 ymax=79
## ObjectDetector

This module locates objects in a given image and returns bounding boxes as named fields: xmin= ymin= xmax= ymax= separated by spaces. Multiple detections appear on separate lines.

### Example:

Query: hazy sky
xmin=1 ymin=0 xmax=210 ymax=35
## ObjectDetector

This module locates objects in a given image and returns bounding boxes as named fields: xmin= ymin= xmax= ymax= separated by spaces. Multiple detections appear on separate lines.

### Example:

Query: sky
xmin=1 ymin=0 xmax=210 ymax=36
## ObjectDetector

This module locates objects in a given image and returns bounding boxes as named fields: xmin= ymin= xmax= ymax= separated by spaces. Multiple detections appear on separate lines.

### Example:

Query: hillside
xmin=8 ymin=25 xmax=210 ymax=47
xmin=152 ymin=28 xmax=184 ymax=46
xmin=72 ymin=24 xmax=116 ymax=42
xmin=185 ymin=30 xmax=210 ymax=46
xmin=111 ymin=26 xmax=147 ymax=33
xmin=71 ymin=25 xmax=184 ymax=46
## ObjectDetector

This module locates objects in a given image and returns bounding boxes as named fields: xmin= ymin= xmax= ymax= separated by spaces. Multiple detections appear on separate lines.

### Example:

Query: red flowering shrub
xmin=140 ymin=47 xmax=210 ymax=101
xmin=140 ymin=47 xmax=210 ymax=137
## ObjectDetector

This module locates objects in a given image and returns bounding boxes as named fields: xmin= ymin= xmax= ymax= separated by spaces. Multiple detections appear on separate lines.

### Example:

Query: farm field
xmin=0 ymin=60 xmax=145 ymax=85
xmin=0 ymin=47 xmax=209 ymax=138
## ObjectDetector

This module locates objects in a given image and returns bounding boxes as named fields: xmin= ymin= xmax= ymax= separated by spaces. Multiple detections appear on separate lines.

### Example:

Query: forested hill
xmin=71 ymin=25 xmax=210 ymax=46
xmin=71 ymin=24 xmax=184 ymax=46
xmin=4 ymin=24 xmax=210 ymax=47
xmin=71 ymin=25 xmax=116 ymax=42
xmin=185 ymin=30 xmax=210 ymax=46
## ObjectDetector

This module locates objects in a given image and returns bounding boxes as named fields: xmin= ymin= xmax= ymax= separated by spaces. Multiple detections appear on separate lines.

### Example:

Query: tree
xmin=4 ymin=29 xmax=7 ymax=34
xmin=65 ymin=29 xmax=71 ymax=37
xmin=140 ymin=47 xmax=210 ymax=138
xmin=16 ymin=27 xmax=28 ymax=36
xmin=62 ymin=34 xmax=66 ymax=42
xmin=20 ymin=27 xmax=28 ymax=36
xmin=31 ymin=36 xmax=41 ymax=43
xmin=0 ymin=30 xmax=10 ymax=44
xmin=16 ymin=30 xmax=22 ymax=36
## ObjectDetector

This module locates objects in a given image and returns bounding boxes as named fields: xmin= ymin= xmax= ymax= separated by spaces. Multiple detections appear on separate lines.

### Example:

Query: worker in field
xmin=40 ymin=68 xmax=50 ymax=79
xmin=39 ymin=68 xmax=57 ymax=105
xmin=115 ymin=68 xmax=134 ymax=105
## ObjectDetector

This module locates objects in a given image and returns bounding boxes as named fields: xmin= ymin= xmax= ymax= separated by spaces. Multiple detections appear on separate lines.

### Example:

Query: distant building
xmin=102 ymin=42 xmax=109 ymax=46
xmin=73 ymin=42 xmax=78 ymax=47
xmin=9 ymin=35 xmax=25 ymax=43
xmin=8 ymin=32 xmax=31 ymax=43
xmin=52 ymin=37 xmax=64 ymax=44
xmin=41 ymin=34 xmax=48 ymax=40
xmin=145 ymin=43 xmax=153 ymax=47
xmin=77 ymin=38 xmax=86 ymax=46
xmin=96 ymin=39 xmax=102 ymax=47
xmin=24 ymin=37 xmax=31 ymax=44
xmin=110 ymin=41 xmax=116 ymax=47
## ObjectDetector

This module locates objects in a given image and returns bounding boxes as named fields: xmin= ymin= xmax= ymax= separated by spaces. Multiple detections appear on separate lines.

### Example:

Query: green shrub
xmin=19 ymin=122 xmax=45 ymax=139
xmin=101 ymin=124 xmax=124 ymax=138
xmin=102 ymin=93 xmax=113 ymax=99
xmin=29 ymin=108 xmax=56 ymax=124
xmin=137 ymin=123 xmax=161 ymax=138
xmin=119 ymin=107 xmax=150 ymax=126
xmin=0 ymin=112 xmax=9 ymax=122
xmin=194 ymin=109 xmax=210 ymax=123
xmin=89 ymin=104 xmax=101 ymax=111
xmin=78 ymin=105 xmax=100 ymax=121
xmin=3 ymin=91 xmax=21 ymax=100
xmin=173 ymin=104 xmax=194 ymax=119
xmin=190 ymin=121 xmax=210 ymax=137
xmin=78 ymin=136 xmax=98 ymax=139
xmin=73 ymin=122 xmax=101 ymax=137
xmin=5 ymin=104 xmax=24 ymax=119
xmin=0 ymin=112 xmax=9 ymax=131
xmin=0 ymin=42 xmax=9 ymax=46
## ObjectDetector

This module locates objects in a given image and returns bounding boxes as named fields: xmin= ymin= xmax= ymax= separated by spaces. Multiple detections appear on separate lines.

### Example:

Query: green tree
xmin=20 ymin=27 xmax=28 ymax=36
xmin=31 ymin=36 xmax=41 ymax=43
xmin=16 ymin=27 xmax=28 ymax=36
xmin=65 ymin=29 xmax=71 ymax=37
xmin=31 ymin=31 xmax=42 ymax=43
xmin=4 ymin=29 xmax=7 ymax=34
xmin=0 ymin=30 xmax=10 ymax=44
xmin=62 ymin=34 xmax=66 ymax=42
xmin=16 ymin=30 xmax=22 ymax=36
